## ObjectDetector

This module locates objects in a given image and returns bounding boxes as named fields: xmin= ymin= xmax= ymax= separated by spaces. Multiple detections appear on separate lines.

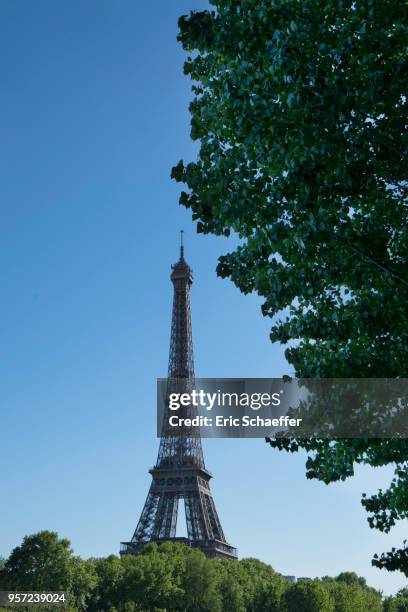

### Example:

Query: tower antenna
xmin=180 ymin=229 xmax=184 ymax=259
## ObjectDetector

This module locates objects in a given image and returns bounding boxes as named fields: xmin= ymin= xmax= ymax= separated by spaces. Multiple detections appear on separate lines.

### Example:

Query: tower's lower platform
xmin=120 ymin=536 xmax=237 ymax=560
xmin=122 ymin=464 xmax=237 ymax=560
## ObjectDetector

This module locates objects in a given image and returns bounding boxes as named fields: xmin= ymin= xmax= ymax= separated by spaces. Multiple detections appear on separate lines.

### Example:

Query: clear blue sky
xmin=0 ymin=0 xmax=406 ymax=597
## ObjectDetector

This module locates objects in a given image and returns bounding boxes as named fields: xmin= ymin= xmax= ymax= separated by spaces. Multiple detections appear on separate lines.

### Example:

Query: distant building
xmin=284 ymin=575 xmax=311 ymax=583
xmin=284 ymin=576 xmax=297 ymax=584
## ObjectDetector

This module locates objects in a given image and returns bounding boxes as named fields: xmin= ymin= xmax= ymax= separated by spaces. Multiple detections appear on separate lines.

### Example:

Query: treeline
xmin=0 ymin=531 xmax=406 ymax=611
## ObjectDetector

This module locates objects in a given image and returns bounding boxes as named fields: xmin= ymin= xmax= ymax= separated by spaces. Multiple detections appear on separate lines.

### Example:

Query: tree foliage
xmin=323 ymin=572 xmax=384 ymax=612
xmin=172 ymin=0 xmax=408 ymax=574
xmin=384 ymin=587 xmax=408 ymax=612
xmin=0 ymin=532 xmax=385 ymax=611
xmin=284 ymin=579 xmax=333 ymax=612
xmin=0 ymin=531 xmax=96 ymax=611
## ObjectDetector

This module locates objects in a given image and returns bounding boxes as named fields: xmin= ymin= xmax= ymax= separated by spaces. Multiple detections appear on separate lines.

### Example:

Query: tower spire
xmin=180 ymin=229 xmax=184 ymax=260
xmin=120 ymin=237 xmax=237 ymax=560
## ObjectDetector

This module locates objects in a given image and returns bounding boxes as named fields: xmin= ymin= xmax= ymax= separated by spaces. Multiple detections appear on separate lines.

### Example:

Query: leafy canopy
xmin=0 ymin=533 xmax=384 ymax=612
xmin=0 ymin=531 xmax=96 ymax=611
xmin=172 ymin=0 xmax=408 ymax=575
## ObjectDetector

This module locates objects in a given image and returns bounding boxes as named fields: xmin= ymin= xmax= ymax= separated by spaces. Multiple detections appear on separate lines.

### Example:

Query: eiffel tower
xmin=120 ymin=233 xmax=237 ymax=559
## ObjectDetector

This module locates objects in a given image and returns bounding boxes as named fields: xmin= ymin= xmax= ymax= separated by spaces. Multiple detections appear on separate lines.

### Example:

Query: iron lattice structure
xmin=121 ymin=238 xmax=237 ymax=559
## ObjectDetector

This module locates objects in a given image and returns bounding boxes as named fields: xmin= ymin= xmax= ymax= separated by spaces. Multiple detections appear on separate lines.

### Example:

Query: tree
xmin=178 ymin=548 xmax=222 ymax=612
xmin=0 ymin=532 xmax=398 ymax=610
xmin=0 ymin=556 xmax=6 ymax=591
xmin=218 ymin=571 xmax=246 ymax=612
xmin=172 ymin=1 xmax=408 ymax=573
xmin=383 ymin=588 xmax=408 ymax=612
xmin=4 ymin=531 xmax=73 ymax=591
xmin=334 ymin=572 xmax=367 ymax=588
xmin=120 ymin=543 xmax=184 ymax=610
xmin=322 ymin=573 xmax=382 ymax=612
xmin=238 ymin=558 xmax=286 ymax=611
xmin=2 ymin=531 xmax=95 ymax=611
xmin=213 ymin=557 xmax=286 ymax=611
xmin=285 ymin=579 xmax=334 ymax=612
xmin=86 ymin=555 xmax=124 ymax=611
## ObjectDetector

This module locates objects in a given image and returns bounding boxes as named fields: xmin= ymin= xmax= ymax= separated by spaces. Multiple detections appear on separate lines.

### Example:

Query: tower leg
xmin=154 ymin=493 xmax=178 ymax=539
